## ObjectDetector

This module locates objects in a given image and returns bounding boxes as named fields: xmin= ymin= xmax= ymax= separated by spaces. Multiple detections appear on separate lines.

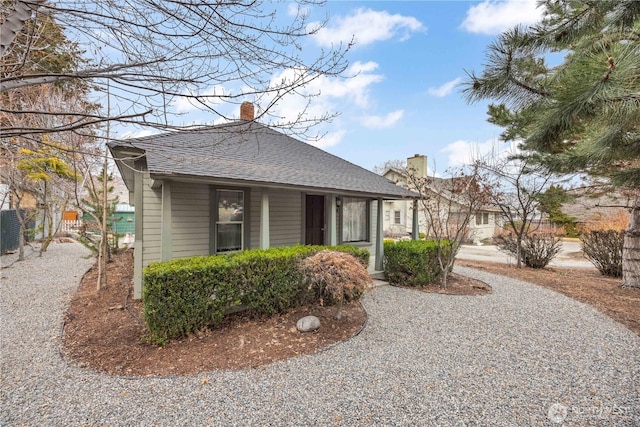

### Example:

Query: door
xmin=305 ymin=195 xmax=325 ymax=245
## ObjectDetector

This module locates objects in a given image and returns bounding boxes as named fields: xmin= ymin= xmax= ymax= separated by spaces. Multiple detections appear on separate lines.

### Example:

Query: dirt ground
xmin=62 ymin=250 xmax=638 ymax=377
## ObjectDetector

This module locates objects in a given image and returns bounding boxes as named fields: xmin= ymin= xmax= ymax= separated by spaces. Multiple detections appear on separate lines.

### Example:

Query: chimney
xmin=407 ymin=154 xmax=428 ymax=178
xmin=240 ymin=101 xmax=255 ymax=120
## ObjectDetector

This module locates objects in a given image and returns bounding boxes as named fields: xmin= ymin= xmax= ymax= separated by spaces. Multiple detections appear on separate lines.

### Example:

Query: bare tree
xmin=372 ymin=159 xmax=407 ymax=176
xmin=1 ymin=0 xmax=351 ymax=141
xmin=406 ymin=164 xmax=489 ymax=288
xmin=476 ymin=154 xmax=557 ymax=268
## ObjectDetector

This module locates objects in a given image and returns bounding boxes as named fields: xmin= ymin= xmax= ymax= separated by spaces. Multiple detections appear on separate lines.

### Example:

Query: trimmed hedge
xmin=142 ymin=245 xmax=369 ymax=344
xmin=383 ymin=240 xmax=448 ymax=286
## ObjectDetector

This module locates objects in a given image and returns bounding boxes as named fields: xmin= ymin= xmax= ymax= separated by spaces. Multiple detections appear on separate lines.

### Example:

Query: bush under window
xmin=142 ymin=245 xmax=369 ymax=344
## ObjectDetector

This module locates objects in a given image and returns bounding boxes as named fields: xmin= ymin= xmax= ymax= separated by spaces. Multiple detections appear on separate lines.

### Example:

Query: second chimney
xmin=407 ymin=154 xmax=428 ymax=178
xmin=240 ymin=101 xmax=255 ymax=120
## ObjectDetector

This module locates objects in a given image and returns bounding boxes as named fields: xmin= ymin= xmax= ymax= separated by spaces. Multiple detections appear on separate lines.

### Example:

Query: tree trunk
xmin=39 ymin=180 xmax=47 ymax=257
xmin=97 ymin=151 xmax=109 ymax=291
xmin=441 ymin=268 xmax=449 ymax=289
xmin=41 ymin=188 xmax=54 ymax=253
xmin=16 ymin=209 xmax=25 ymax=262
xmin=515 ymin=235 xmax=523 ymax=268
xmin=621 ymin=204 xmax=640 ymax=289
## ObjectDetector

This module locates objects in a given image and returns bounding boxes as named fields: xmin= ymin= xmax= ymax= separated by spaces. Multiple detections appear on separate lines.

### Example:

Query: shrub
xmin=383 ymin=240 xmax=448 ymax=286
xmin=580 ymin=230 xmax=624 ymax=277
xmin=142 ymin=255 xmax=239 ymax=344
xmin=142 ymin=245 xmax=369 ymax=343
xmin=300 ymin=250 xmax=372 ymax=319
xmin=495 ymin=232 xmax=561 ymax=269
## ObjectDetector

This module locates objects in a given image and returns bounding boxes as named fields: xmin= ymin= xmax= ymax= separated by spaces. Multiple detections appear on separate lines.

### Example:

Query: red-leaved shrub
xmin=300 ymin=250 xmax=372 ymax=319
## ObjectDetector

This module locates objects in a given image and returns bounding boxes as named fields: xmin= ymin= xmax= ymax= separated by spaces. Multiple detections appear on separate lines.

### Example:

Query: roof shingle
xmin=109 ymin=121 xmax=414 ymax=199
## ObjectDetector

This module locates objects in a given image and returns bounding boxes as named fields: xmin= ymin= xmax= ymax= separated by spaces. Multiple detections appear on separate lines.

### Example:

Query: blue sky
xmin=119 ymin=0 xmax=546 ymax=173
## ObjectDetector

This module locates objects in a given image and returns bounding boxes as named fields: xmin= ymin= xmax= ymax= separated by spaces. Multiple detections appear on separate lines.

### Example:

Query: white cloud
xmin=119 ymin=129 xmax=157 ymax=139
xmin=460 ymin=0 xmax=544 ymax=35
xmin=311 ymin=8 xmax=425 ymax=48
xmin=287 ymin=2 xmax=309 ymax=18
xmin=441 ymin=138 xmax=513 ymax=167
xmin=266 ymin=61 xmax=384 ymax=129
xmin=427 ymin=78 xmax=462 ymax=97
xmin=360 ymin=110 xmax=404 ymax=129
xmin=312 ymin=130 xmax=347 ymax=149
xmin=173 ymin=85 xmax=228 ymax=113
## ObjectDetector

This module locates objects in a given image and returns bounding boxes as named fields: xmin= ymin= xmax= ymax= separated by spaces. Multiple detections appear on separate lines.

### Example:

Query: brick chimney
xmin=240 ymin=101 xmax=255 ymax=120
xmin=406 ymin=154 xmax=428 ymax=178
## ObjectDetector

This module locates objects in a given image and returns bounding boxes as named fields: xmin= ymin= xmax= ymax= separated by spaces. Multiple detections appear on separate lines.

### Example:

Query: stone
xmin=296 ymin=315 xmax=320 ymax=332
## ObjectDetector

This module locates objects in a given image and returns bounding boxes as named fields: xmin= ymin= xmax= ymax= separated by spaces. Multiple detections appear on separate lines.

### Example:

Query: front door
xmin=305 ymin=195 xmax=325 ymax=245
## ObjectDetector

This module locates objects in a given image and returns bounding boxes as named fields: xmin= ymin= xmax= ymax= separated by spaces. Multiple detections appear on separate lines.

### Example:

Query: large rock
xmin=296 ymin=315 xmax=320 ymax=332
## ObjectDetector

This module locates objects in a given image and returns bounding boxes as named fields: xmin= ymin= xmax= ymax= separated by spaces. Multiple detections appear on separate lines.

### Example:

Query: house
xmin=109 ymin=103 xmax=416 ymax=298
xmin=561 ymin=188 xmax=633 ymax=229
xmin=382 ymin=154 xmax=501 ymax=243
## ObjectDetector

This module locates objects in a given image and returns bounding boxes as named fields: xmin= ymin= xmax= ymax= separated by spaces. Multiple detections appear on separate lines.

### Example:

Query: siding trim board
xmin=161 ymin=181 xmax=172 ymax=261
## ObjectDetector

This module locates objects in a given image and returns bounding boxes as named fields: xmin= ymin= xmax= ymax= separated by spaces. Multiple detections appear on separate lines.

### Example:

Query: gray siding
xmin=247 ymin=188 xmax=303 ymax=248
xmin=171 ymin=181 xmax=210 ymax=258
xmin=249 ymin=189 xmax=261 ymax=249
xmin=269 ymin=190 xmax=302 ymax=247
xmin=141 ymin=173 xmax=162 ymax=268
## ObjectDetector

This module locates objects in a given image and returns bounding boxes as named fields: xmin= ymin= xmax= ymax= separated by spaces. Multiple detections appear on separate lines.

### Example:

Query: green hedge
xmin=383 ymin=240 xmax=448 ymax=286
xmin=142 ymin=245 xmax=369 ymax=344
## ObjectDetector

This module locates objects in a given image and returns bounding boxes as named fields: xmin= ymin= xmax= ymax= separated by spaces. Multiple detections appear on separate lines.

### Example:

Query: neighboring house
xmin=561 ymin=188 xmax=634 ymax=227
xmin=109 ymin=103 xmax=415 ymax=298
xmin=382 ymin=154 xmax=501 ymax=243
xmin=81 ymin=203 xmax=135 ymax=234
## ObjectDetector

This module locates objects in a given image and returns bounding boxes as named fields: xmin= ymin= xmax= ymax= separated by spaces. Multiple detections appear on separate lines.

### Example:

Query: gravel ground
xmin=1 ymin=241 xmax=639 ymax=426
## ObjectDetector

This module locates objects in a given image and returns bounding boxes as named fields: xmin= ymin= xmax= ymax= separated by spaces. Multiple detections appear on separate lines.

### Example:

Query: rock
xmin=296 ymin=315 xmax=320 ymax=332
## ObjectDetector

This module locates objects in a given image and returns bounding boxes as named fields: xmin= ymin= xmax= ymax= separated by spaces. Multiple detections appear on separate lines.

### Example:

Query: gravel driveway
xmin=1 ymin=241 xmax=639 ymax=426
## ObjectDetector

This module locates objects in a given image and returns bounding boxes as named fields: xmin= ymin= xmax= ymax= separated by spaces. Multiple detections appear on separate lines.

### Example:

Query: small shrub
xmin=580 ymin=230 xmax=624 ymax=277
xmin=300 ymin=250 xmax=372 ymax=319
xmin=495 ymin=232 xmax=561 ymax=269
xmin=383 ymin=240 xmax=448 ymax=286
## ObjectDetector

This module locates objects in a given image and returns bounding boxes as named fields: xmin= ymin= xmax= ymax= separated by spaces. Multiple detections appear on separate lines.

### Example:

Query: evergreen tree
xmin=536 ymin=185 xmax=578 ymax=237
xmin=464 ymin=0 xmax=640 ymax=288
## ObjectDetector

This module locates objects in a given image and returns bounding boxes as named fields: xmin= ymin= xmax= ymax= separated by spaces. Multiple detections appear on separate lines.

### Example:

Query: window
xmin=394 ymin=210 xmax=402 ymax=225
xmin=476 ymin=212 xmax=489 ymax=225
xmin=384 ymin=210 xmax=390 ymax=221
xmin=216 ymin=190 xmax=244 ymax=252
xmin=342 ymin=197 xmax=369 ymax=242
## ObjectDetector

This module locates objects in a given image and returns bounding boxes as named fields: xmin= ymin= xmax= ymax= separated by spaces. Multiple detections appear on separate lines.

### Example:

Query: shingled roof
xmin=109 ymin=120 xmax=415 ymax=199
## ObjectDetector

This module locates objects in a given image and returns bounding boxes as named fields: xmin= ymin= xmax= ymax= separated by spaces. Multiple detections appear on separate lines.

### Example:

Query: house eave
xmin=109 ymin=145 xmax=146 ymax=191
xmin=148 ymin=172 xmax=416 ymax=200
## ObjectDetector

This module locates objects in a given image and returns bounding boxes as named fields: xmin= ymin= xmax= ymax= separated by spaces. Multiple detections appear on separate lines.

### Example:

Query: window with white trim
xmin=216 ymin=189 xmax=244 ymax=252
xmin=394 ymin=210 xmax=402 ymax=225
xmin=342 ymin=197 xmax=369 ymax=242
xmin=476 ymin=212 xmax=489 ymax=225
